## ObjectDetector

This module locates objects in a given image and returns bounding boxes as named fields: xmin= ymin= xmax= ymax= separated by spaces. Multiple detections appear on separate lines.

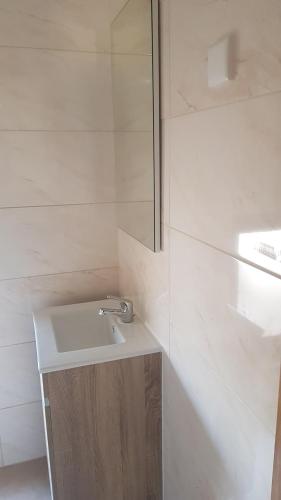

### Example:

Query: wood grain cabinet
xmin=41 ymin=353 xmax=162 ymax=500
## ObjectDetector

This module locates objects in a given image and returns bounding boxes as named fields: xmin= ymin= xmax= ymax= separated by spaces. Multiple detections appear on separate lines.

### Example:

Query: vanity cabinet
xmin=41 ymin=353 xmax=162 ymax=500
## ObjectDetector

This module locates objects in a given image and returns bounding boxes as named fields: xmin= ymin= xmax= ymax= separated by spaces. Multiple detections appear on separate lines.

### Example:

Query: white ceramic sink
xmin=33 ymin=300 xmax=161 ymax=373
xmin=51 ymin=308 xmax=125 ymax=353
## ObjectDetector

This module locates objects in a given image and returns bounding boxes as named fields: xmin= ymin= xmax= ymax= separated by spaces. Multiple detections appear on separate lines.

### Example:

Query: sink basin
xmin=51 ymin=308 xmax=125 ymax=353
xmin=33 ymin=300 xmax=161 ymax=373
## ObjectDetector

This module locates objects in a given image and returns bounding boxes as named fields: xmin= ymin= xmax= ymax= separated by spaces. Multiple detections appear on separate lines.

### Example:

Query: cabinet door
xmin=42 ymin=354 xmax=162 ymax=500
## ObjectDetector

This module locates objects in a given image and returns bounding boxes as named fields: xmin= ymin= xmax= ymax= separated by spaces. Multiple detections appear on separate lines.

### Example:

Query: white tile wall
xmin=0 ymin=0 xmax=111 ymax=51
xmin=0 ymin=403 xmax=46 ymax=466
xmin=0 ymin=1 xmax=118 ymax=466
xmin=170 ymin=230 xmax=281 ymax=435
xmin=118 ymin=0 xmax=281 ymax=498
xmin=169 ymin=93 xmax=281 ymax=266
xmin=0 ymin=204 xmax=117 ymax=280
xmin=119 ymin=229 xmax=169 ymax=353
xmin=0 ymin=343 xmax=40 ymax=409
xmin=0 ymin=49 xmax=113 ymax=131
xmin=169 ymin=0 xmax=281 ymax=116
xmin=0 ymin=132 xmax=116 ymax=207
xmin=164 ymin=353 xmax=275 ymax=500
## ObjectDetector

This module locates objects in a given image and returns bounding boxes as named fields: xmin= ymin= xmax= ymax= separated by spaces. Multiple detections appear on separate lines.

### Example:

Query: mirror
xmin=111 ymin=0 xmax=161 ymax=252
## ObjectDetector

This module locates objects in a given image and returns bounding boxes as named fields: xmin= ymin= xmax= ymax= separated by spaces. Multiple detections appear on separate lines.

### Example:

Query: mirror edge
xmin=152 ymin=0 xmax=161 ymax=252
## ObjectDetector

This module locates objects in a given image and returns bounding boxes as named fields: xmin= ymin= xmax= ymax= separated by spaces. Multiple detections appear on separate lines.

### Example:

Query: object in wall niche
xmin=208 ymin=35 xmax=235 ymax=88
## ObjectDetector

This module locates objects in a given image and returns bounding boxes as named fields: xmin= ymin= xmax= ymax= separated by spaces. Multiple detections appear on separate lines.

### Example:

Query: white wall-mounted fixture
xmin=208 ymin=36 xmax=232 ymax=88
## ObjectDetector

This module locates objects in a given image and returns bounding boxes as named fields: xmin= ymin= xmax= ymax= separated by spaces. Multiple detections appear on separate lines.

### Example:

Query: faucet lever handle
xmin=100 ymin=296 xmax=134 ymax=323
xmin=107 ymin=295 xmax=132 ymax=307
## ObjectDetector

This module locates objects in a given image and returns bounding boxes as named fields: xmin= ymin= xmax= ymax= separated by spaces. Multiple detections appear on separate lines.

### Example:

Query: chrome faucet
xmin=98 ymin=296 xmax=134 ymax=323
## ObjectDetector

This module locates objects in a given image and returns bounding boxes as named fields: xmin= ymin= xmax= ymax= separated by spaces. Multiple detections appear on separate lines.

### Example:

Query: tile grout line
xmin=0 ymin=265 xmax=119 ymax=283
xmin=0 ymin=340 xmax=35 ymax=350
xmin=165 ymin=227 xmax=277 ymax=436
xmin=0 ymin=400 xmax=42 ymax=413
xmin=167 ymin=223 xmax=281 ymax=281
xmin=0 ymin=129 xmax=152 ymax=133
xmin=165 ymin=88 xmax=281 ymax=122
xmin=0 ymin=44 xmax=151 ymax=56
xmin=0 ymin=200 xmax=154 ymax=211
xmin=0 ymin=202 xmax=116 ymax=210
xmin=126 ymin=218 xmax=278 ymax=434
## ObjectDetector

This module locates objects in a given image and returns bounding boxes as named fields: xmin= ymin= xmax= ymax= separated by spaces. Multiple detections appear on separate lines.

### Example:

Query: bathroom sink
xmin=51 ymin=308 xmax=125 ymax=353
xmin=33 ymin=299 xmax=161 ymax=373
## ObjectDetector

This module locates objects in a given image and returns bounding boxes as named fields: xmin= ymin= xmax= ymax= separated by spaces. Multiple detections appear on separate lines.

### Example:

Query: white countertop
xmin=33 ymin=300 xmax=161 ymax=374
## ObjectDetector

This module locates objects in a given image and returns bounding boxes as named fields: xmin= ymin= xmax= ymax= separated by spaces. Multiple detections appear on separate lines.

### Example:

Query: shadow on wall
xmin=163 ymin=356 xmax=238 ymax=500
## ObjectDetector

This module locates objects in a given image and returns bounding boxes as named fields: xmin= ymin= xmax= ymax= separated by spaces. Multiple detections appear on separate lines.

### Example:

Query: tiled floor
xmin=0 ymin=458 xmax=51 ymax=500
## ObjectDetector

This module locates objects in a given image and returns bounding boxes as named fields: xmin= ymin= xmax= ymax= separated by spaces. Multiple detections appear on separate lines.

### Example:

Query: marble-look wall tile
xmin=170 ymin=0 xmax=281 ymax=116
xmin=161 ymin=120 xmax=170 ymax=225
xmin=0 ymin=0 xmax=119 ymax=470
xmin=0 ymin=268 xmax=118 ymax=348
xmin=168 ymin=228 xmax=280 ymax=498
xmin=0 ymin=343 xmax=40 ymax=408
xmin=0 ymin=402 xmax=46 ymax=466
xmin=164 ymin=357 xmax=274 ymax=500
xmin=0 ymin=0 xmax=111 ymax=52
xmin=170 ymin=92 xmax=281 ymax=275
xmin=118 ymin=229 xmax=169 ymax=352
xmin=0 ymin=204 xmax=117 ymax=280
xmin=0 ymin=132 xmax=115 ymax=207
xmin=0 ymin=49 xmax=113 ymax=131
xmin=170 ymin=229 xmax=281 ymax=434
